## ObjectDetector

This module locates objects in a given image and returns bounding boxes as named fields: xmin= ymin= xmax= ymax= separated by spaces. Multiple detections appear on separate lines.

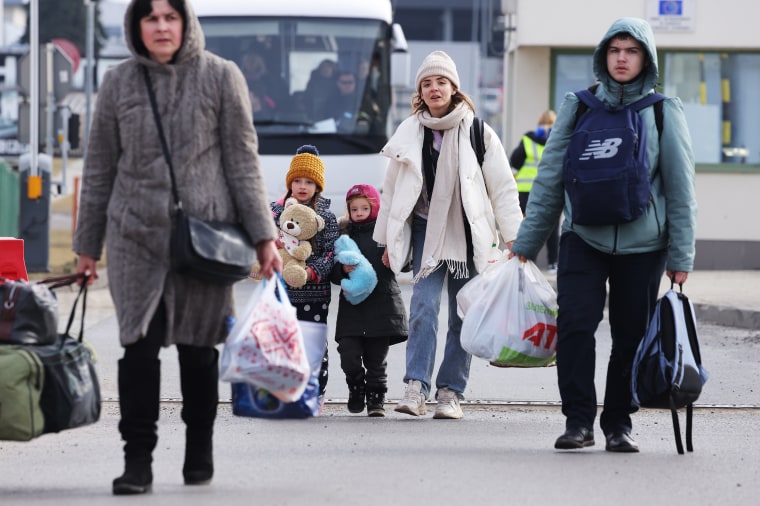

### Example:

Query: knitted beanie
xmin=286 ymin=145 xmax=325 ymax=191
xmin=415 ymin=50 xmax=460 ymax=91
xmin=346 ymin=183 xmax=381 ymax=223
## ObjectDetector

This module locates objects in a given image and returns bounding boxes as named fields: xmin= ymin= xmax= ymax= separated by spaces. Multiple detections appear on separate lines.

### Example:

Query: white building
xmin=501 ymin=0 xmax=760 ymax=269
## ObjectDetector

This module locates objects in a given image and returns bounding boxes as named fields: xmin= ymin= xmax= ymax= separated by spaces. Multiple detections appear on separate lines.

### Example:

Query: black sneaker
xmin=554 ymin=427 xmax=595 ymax=449
xmin=347 ymin=384 xmax=366 ymax=413
xmin=366 ymin=391 xmax=386 ymax=417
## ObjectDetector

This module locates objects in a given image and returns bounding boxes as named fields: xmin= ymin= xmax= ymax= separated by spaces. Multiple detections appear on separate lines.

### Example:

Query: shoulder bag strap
xmin=685 ymin=403 xmax=694 ymax=452
xmin=470 ymin=116 xmax=485 ymax=167
xmin=142 ymin=66 xmax=181 ymax=208
xmin=0 ymin=282 xmax=20 ymax=341
xmin=669 ymin=395 xmax=685 ymax=454
xmin=37 ymin=273 xmax=85 ymax=290
xmin=61 ymin=279 xmax=88 ymax=346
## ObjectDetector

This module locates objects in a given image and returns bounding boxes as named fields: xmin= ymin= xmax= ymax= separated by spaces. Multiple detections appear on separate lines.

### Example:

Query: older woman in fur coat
xmin=73 ymin=0 xmax=280 ymax=495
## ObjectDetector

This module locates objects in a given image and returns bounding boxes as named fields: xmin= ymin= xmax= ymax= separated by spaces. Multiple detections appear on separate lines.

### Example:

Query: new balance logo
xmin=579 ymin=138 xmax=622 ymax=160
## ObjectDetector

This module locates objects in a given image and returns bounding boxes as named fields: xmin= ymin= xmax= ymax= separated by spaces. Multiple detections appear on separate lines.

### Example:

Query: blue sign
xmin=659 ymin=1 xmax=683 ymax=15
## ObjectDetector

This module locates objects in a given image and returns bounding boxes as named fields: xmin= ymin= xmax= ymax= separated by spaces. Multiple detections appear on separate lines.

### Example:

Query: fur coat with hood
xmin=73 ymin=0 xmax=277 ymax=347
xmin=511 ymin=17 xmax=697 ymax=272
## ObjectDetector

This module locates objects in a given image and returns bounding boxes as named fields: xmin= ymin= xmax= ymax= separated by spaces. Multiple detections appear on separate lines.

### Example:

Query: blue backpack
xmin=564 ymin=87 xmax=665 ymax=226
xmin=631 ymin=284 xmax=709 ymax=454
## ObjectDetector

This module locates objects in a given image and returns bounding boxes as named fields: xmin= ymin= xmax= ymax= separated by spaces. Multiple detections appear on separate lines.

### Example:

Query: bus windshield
xmin=200 ymin=16 xmax=392 ymax=156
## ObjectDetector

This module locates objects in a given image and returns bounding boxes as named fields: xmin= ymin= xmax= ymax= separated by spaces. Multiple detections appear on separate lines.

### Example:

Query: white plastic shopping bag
xmin=459 ymin=257 xmax=558 ymax=367
xmin=456 ymin=250 xmax=509 ymax=319
xmin=219 ymin=275 xmax=310 ymax=402
xmin=298 ymin=321 xmax=329 ymax=373
xmin=230 ymin=320 xmax=328 ymax=419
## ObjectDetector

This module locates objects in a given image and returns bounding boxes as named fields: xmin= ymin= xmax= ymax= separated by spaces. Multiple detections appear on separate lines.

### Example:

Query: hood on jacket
xmin=346 ymin=184 xmax=381 ymax=223
xmin=592 ymin=17 xmax=658 ymax=95
xmin=124 ymin=0 xmax=204 ymax=66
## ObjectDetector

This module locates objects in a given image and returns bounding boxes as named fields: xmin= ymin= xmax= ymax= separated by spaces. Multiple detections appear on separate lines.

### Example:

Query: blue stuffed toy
xmin=334 ymin=235 xmax=378 ymax=305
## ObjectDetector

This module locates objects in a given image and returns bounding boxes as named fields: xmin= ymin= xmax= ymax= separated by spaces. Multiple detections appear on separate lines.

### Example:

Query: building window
xmin=552 ymin=52 xmax=594 ymax=110
xmin=394 ymin=6 xmax=503 ymax=56
xmin=552 ymin=50 xmax=760 ymax=166
xmin=663 ymin=52 xmax=760 ymax=165
xmin=395 ymin=10 xmax=444 ymax=41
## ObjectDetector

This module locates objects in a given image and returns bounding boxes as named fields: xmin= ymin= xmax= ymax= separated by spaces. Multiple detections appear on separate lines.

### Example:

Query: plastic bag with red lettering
xmin=460 ymin=257 xmax=557 ymax=367
xmin=219 ymin=275 xmax=310 ymax=402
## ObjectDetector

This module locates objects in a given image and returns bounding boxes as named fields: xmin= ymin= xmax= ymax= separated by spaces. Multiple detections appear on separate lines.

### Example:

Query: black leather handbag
xmin=171 ymin=208 xmax=256 ymax=284
xmin=143 ymin=66 xmax=255 ymax=285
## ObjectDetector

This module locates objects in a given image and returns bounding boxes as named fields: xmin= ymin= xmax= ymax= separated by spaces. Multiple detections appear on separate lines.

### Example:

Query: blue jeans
xmin=404 ymin=216 xmax=475 ymax=399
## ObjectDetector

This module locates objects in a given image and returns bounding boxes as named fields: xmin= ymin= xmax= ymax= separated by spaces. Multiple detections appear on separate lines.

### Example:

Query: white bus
xmin=192 ymin=0 xmax=407 ymax=215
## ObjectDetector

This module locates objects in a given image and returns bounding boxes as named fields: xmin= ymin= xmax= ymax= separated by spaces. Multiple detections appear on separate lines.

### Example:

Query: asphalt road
xmin=1 ymin=280 xmax=758 ymax=505
xmin=72 ymin=278 xmax=760 ymax=408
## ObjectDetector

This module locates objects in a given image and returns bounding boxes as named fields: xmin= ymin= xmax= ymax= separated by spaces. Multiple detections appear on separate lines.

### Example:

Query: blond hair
xmin=538 ymin=110 xmax=557 ymax=128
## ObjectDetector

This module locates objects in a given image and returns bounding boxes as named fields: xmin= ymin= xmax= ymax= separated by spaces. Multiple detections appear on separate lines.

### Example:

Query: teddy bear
xmin=251 ymin=198 xmax=325 ymax=287
xmin=276 ymin=198 xmax=326 ymax=288
xmin=334 ymin=235 xmax=378 ymax=304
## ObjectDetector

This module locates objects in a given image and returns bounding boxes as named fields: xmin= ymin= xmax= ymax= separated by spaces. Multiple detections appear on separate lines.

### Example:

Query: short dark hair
xmin=606 ymin=32 xmax=650 ymax=70
xmin=130 ymin=0 xmax=187 ymax=58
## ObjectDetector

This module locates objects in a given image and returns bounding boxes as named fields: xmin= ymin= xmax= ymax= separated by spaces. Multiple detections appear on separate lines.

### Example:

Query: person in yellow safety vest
xmin=509 ymin=110 xmax=559 ymax=274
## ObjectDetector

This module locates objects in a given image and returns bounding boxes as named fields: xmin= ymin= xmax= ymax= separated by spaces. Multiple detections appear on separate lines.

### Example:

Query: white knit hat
xmin=415 ymin=50 xmax=460 ymax=91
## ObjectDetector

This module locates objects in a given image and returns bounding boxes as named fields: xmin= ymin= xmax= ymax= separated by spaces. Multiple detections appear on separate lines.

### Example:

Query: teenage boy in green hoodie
xmin=511 ymin=17 xmax=697 ymax=453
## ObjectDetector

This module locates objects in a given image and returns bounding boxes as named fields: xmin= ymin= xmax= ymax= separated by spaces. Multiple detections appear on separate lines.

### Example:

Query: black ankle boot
xmin=179 ymin=346 xmax=219 ymax=486
xmin=347 ymin=383 xmax=366 ymax=413
xmin=366 ymin=389 xmax=386 ymax=417
xmin=113 ymin=358 xmax=160 ymax=495
xmin=113 ymin=459 xmax=153 ymax=495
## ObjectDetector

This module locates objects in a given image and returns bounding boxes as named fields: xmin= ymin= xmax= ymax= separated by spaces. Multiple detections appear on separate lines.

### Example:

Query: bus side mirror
xmin=391 ymin=23 xmax=408 ymax=53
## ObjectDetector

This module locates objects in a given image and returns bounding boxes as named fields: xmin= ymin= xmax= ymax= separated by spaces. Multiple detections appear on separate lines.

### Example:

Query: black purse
xmin=143 ymin=67 xmax=255 ymax=285
xmin=31 ymin=277 xmax=101 ymax=433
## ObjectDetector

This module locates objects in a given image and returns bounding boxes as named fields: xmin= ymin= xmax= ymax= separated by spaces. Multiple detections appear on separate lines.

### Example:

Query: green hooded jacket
xmin=511 ymin=17 xmax=697 ymax=272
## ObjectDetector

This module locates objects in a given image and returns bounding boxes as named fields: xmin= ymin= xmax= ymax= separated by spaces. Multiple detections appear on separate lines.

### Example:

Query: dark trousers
xmin=120 ymin=303 xmax=218 ymax=466
xmin=123 ymin=303 xmax=165 ymax=362
xmin=122 ymin=303 xmax=218 ymax=378
xmin=520 ymin=192 xmax=559 ymax=265
xmin=556 ymin=232 xmax=666 ymax=434
xmin=337 ymin=336 xmax=390 ymax=392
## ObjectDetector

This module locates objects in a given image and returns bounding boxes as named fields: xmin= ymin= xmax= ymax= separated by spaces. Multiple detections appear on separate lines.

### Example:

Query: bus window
xmin=200 ymin=16 xmax=391 ymax=155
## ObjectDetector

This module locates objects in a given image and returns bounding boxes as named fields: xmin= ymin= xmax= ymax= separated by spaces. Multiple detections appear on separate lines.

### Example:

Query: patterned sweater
xmin=271 ymin=196 xmax=339 ymax=307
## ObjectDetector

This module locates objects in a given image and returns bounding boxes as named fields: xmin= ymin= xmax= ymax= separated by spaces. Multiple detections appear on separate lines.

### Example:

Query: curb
xmin=694 ymin=303 xmax=760 ymax=331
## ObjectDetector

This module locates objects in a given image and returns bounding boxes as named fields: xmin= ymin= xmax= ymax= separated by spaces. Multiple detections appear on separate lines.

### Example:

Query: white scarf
xmin=415 ymin=104 xmax=472 ymax=282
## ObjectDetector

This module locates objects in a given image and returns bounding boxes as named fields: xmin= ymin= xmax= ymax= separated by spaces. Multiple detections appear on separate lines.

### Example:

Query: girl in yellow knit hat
xmin=271 ymin=144 xmax=339 ymax=403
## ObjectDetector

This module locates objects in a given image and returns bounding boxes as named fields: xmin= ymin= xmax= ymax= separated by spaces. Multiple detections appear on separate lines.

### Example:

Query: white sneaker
xmin=433 ymin=388 xmax=463 ymax=419
xmin=394 ymin=380 xmax=426 ymax=416
xmin=547 ymin=263 xmax=558 ymax=275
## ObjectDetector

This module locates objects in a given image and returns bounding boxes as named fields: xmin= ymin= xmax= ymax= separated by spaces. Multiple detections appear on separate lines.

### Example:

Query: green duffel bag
xmin=0 ymin=345 xmax=45 ymax=441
